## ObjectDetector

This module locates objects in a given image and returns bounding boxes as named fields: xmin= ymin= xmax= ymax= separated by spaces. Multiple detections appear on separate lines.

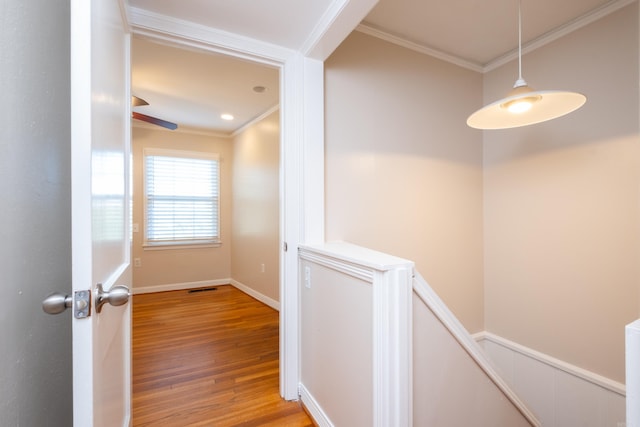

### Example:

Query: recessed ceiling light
xmin=221 ymin=113 xmax=234 ymax=121
xmin=253 ymin=86 xmax=266 ymax=93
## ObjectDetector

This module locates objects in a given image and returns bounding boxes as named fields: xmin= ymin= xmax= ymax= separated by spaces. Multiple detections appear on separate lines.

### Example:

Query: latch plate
xmin=74 ymin=290 xmax=91 ymax=319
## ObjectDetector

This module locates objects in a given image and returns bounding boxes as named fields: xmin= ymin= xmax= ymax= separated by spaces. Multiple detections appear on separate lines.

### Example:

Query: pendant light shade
xmin=466 ymin=0 xmax=586 ymax=130
xmin=467 ymin=83 xmax=586 ymax=129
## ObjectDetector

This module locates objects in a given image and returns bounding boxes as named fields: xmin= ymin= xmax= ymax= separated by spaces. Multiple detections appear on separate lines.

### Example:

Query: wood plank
xmin=132 ymin=285 xmax=314 ymax=426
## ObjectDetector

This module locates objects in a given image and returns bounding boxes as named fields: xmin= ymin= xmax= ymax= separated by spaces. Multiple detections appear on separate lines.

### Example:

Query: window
xmin=143 ymin=149 xmax=220 ymax=247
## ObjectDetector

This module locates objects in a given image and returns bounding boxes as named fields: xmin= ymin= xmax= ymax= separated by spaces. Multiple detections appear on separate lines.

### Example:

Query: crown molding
xmin=356 ymin=24 xmax=484 ymax=72
xmin=231 ymin=104 xmax=280 ymax=138
xmin=357 ymin=0 xmax=636 ymax=74
xmin=131 ymin=104 xmax=281 ymax=139
xmin=128 ymin=6 xmax=294 ymax=67
xmin=485 ymin=0 xmax=637 ymax=72
xmin=131 ymin=120 xmax=232 ymax=138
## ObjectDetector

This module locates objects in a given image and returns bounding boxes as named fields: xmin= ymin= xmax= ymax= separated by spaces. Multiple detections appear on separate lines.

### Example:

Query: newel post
xmin=372 ymin=262 xmax=414 ymax=427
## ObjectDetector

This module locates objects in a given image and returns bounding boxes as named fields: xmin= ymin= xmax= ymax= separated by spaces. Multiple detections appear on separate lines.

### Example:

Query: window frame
xmin=142 ymin=147 xmax=221 ymax=250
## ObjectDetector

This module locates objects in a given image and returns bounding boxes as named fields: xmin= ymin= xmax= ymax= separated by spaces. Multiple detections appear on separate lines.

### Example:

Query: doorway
xmin=130 ymin=36 xmax=281 ymax=304
xmin=128 ymin=14 xmax=324 ymax=400
xmin=129 ymin=34 xmax=285 ymax=407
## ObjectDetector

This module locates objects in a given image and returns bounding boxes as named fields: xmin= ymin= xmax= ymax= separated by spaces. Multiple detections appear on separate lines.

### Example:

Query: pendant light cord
xmin=518 ymin=0 xmax=522 ymax=80
xmin=515 ymin=0 xmax=526 ymax=87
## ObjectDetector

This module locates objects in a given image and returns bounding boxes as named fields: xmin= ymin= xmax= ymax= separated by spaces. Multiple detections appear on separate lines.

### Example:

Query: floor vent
xmin=188 ymin=287 xmax=218 ymax=294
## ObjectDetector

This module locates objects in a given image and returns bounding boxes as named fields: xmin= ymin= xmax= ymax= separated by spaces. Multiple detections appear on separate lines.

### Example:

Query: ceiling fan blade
xmin=131 ymin=95 xmax=149 ymax=107
xmin=132 ymin=112 xmax=178 ymax=130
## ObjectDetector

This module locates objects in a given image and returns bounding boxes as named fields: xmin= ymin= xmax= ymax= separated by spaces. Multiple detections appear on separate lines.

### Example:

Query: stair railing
xmin=413 ymin=271 xmax=540 ymax=426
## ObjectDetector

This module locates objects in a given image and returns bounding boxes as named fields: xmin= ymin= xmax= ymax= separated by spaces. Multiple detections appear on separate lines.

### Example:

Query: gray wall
xmin=1 ymin=1 xmax=73 ymax=425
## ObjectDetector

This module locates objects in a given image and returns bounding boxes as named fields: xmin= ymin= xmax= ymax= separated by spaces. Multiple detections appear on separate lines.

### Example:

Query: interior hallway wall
xmin=0 ymin=1 xmax=73 ymax=425
xmin=231 ymin=110 xmax=281 ymax=303
xmin=483 ymin=2 xmax=640 ymax=383
xmin=324 ymin=32 xmax=485 ymax=332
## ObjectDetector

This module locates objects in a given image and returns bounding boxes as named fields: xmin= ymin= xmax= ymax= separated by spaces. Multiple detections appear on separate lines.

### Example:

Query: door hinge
xmin=283 ymin=242 xmax=288 ymax=252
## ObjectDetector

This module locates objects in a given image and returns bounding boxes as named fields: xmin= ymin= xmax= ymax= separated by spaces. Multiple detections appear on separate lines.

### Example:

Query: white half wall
xmin=299 ymin=242 xmax=414 ymax=426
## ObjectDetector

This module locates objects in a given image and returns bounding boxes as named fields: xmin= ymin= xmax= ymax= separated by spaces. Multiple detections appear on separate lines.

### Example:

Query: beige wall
xmin=325 ymin=3 xmax=639 ymax=384
xmin=131 ymin=127 xmax=233 ymax=288
xmin=231 ymin=110 xmax=281 ymax=302
xmin=483 ymin=3 xmax=640 ymax=383
xmin=325 ymin=32 xmax=485 ymax=332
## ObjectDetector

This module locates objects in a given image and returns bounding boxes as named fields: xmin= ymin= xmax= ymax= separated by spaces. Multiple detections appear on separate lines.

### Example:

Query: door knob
xmin=42 ymin=289 xmax=91 ymax=318
xmin=42 ymin=293 xmax=73 ymax=315
xmin=96 ymin=283 xmax=130 ymax=313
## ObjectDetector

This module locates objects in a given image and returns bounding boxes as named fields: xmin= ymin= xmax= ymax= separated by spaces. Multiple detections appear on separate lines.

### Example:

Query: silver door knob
xmin=43 ymin=290 xmax=91 ymax=318
xmin=96 ymin=283 xmax=130 ymax=313
xmin=42 ymin=293 xmax=73 ymax=315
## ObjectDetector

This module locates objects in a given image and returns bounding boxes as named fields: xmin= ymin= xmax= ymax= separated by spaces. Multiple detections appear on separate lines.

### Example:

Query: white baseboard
xmin=230 ymin=279 xmax=280 ymax=311
xmin=473 ymin=331 xmax=626 ymax=427
xmin=132 ymin=278 xmax=281 ymax=312
xmin=473 ymin=331 xmax=625 ymax=396
xmin=299 ymin=384 xmax=334 ymax=427
xmin=131 ymin=279 xmax=232 ymax=295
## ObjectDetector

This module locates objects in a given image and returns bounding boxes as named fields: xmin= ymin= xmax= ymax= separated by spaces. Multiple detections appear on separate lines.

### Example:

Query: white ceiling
xmin=131 ymin=37 xmax=279 ymax=135
xmin=128 ymin=0 xmax=623 ymax=133
xmin=362 ymin=0 xmax=616 ymax=67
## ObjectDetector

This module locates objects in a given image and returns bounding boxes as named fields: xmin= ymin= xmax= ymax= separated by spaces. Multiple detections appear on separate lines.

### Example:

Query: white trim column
xmin=627 ymin=319 xmax=640 ymax=427
xmin=372 ymin=265 xmax=413 ymax=427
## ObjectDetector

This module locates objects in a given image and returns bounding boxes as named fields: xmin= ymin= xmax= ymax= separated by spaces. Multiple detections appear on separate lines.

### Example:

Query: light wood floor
xmin=132 ymin=285 xmax=314 ymax=427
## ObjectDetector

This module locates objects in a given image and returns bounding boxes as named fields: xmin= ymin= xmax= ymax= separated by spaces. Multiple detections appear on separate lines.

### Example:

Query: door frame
xmin=126 ymin=10 xmax=325 ymax=400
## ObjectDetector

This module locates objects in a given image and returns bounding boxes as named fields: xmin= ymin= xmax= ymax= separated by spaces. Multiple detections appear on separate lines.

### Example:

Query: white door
xmin=71 ymin=0 xmax=131 ymax=425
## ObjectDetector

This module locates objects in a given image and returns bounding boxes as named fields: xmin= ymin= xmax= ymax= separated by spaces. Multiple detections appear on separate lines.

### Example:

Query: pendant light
xmin=466 ymin=0 xmax=586 ymax=130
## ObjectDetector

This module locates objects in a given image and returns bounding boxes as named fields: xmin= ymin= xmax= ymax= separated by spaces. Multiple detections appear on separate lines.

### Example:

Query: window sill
xmin=143 ymin=241 xmax=222 ymax=251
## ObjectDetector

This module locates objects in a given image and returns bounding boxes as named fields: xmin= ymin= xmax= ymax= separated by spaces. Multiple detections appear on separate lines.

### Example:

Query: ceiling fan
xmin=131 ymin=96 xmax=178 ymax=130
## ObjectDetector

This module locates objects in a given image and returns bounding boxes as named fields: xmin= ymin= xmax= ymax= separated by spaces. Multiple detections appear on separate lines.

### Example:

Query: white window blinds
xmin=144 ymin=150 xmax=220 ymax=245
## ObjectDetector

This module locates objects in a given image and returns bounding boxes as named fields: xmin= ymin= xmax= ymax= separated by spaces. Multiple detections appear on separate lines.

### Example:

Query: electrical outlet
xmin=304 ymin=266 xmax=311 ymax=289
xmin=132 ymin=223 xmax=139 ymax=233
xmin=134 ymin=258 xmax=141 ymax=267
xmin=261 ymin=263 xmax=265 ymax=273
